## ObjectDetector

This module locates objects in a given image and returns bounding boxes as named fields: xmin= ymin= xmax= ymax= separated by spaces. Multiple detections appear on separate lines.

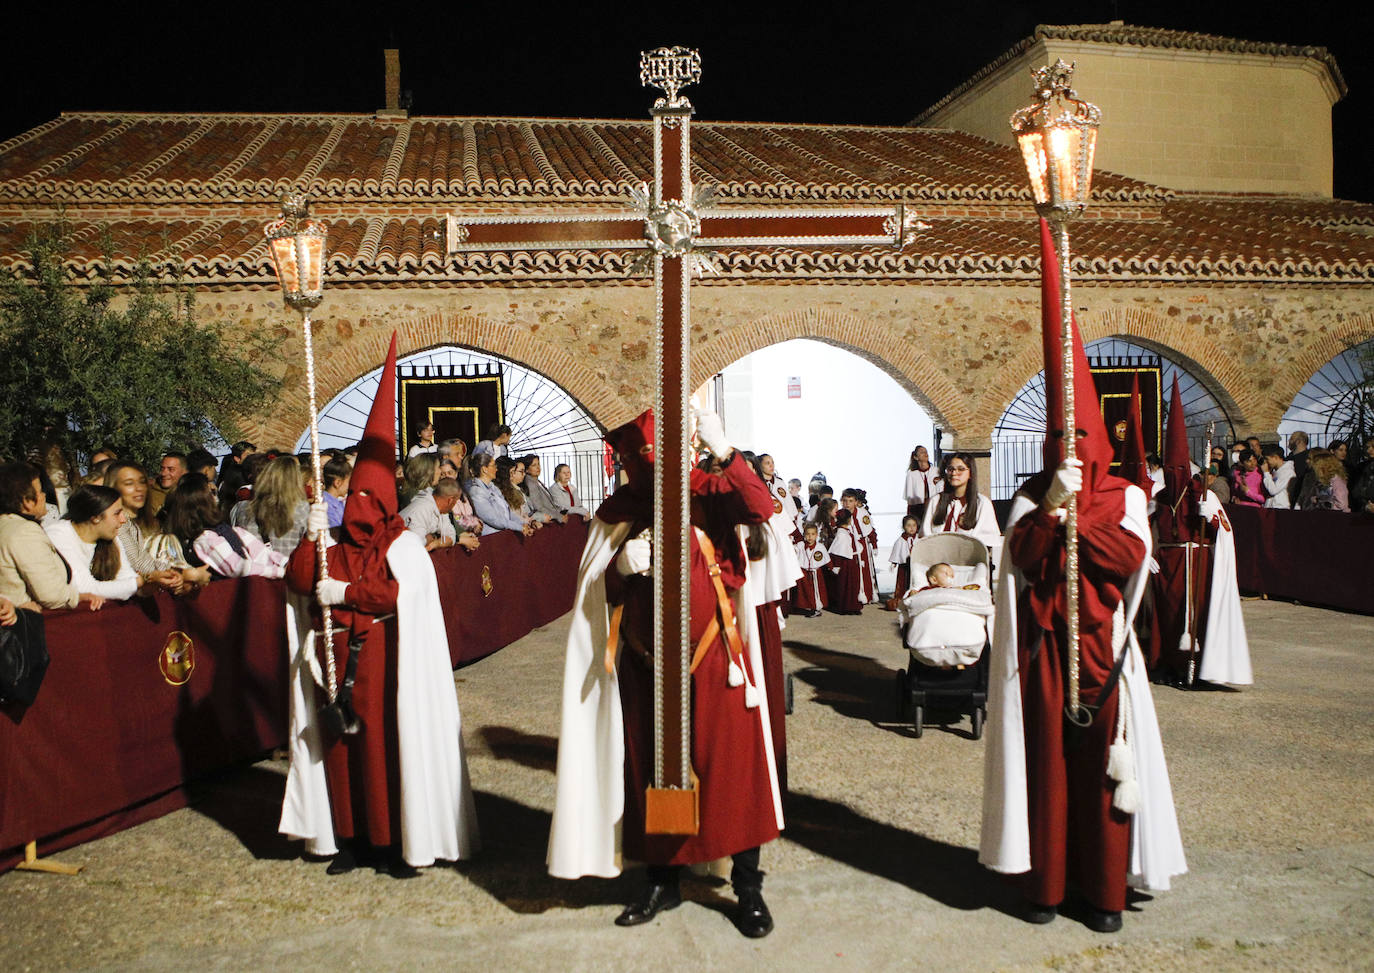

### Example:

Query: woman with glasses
xmin=921 ymin=452 xmax=1002 ymax=565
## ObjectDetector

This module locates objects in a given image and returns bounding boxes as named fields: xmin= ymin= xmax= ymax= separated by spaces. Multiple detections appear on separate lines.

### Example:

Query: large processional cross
xmin=447 ymin=47 xmax=912 ymax=832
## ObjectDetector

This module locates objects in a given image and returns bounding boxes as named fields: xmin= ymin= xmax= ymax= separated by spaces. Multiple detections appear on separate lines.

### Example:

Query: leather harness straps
xmin=602 ymin=528 xmax=747 ymax=678
xmin=691 ymin=528 xmax=746 ymax=675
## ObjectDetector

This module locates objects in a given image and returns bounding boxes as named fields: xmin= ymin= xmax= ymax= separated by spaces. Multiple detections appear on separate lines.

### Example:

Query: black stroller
xmin=893 ymin=534 xmax=993 ymax=738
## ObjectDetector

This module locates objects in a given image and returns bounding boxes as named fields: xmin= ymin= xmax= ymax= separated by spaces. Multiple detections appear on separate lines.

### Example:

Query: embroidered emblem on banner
xmin=1114 ymin=419 xmax=1128 ymax=441
xmin=159 ymin=631 xmax=195 ymax=686
xmin=481 ymin=565 xmax=494 ymax=597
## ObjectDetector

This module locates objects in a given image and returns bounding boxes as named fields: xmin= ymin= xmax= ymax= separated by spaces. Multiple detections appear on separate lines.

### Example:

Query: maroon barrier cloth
xmin=0 ymin=577 xmax=289 ymax=870
xmin=0 ymin=517 xmax=586 ymax=871
xmin=1226 ymin=505 xmax=1374 ymax=613
xmin=431 ymin=516 xmax=587 ymax=667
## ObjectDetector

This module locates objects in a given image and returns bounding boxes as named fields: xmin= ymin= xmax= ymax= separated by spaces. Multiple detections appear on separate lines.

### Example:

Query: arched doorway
xmin=710 ymin=338 xmax=938 ymax=591
xmin=299 ymin=345 xmax=611 ymax=506
xmin=1279 ymin=338 xmax=1374 ymax=448
xmin=993 ymin=337 xmax=1236 ymax=499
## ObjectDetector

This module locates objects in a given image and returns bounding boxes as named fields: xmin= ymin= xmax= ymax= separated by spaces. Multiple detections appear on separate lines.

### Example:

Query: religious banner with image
xmin=398 ymin=363 xmax=504 ymax=456
xmin=1090 ymin=356 xmax=1162 ymax=468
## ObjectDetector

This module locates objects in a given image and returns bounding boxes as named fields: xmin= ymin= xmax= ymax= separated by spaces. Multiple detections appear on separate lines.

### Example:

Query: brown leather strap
xmin=691 ymin=528 xmax=746 ymax=674
xmin=604 ymin=603 xmax=624 ymax=675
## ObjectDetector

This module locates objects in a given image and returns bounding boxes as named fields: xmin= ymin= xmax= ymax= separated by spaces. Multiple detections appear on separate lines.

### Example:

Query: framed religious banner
xmin=398 ymin=363 xmax=505 ymax=456
xmin=1090 ymin=354 xmax=1162 ymax=468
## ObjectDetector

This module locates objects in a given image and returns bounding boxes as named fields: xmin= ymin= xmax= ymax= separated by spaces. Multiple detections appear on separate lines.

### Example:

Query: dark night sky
xmin=5 ymin=2 xmax=1372 ymax=200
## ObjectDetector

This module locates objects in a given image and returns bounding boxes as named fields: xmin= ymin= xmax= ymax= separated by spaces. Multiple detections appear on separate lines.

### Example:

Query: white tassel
xmin=744 ymin=682 xmax=760 ymax=708
xmin=1107 ymin=741 xmax=1134 ymax=783
xmin=1112 ymin=779 xmax=1140 ymax=814
xmin=1178 ymin=631 xmax=1192 ymax=654
xmin=727 ymin=659 xmax=744 ymax=688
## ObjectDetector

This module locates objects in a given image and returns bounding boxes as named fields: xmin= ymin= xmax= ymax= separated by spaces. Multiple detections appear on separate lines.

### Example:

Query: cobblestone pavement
xmin=3 ymin=597 xmax=1372 ymax=972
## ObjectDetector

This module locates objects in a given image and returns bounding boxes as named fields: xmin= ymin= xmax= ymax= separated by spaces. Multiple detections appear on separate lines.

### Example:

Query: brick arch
xmin=256 ymin=311 xmax=632 ymax=447
xmin=1270 ymin=310 xmax=1374 ymax=425
xmin=688 ymin=306 xmax=975 ymax=434
xmin=978 ymin=307 xmax=1258 ymax=438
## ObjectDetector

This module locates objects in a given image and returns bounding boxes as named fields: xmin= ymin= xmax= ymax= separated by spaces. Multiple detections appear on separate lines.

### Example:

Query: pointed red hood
xmin=341 ymin=333 xmax=404 ymax=550
xmin=596 ymin=408 xmax=655 ymax=525
xmin=1158 ymin=375 xmax=1200 ymax=540
xmin=1039 ymin=219 xmax=1114 ymax=495
xmin=1117 ymin=373 xmax=1151 ymax=493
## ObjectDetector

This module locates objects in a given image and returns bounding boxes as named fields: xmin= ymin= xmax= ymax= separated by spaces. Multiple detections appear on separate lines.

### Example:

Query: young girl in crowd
xmin=826 ymin=508 xmax=869 ymax=615
xmin=792 ymin=522 xmax=830 ymax=617
xmin=887 ymin=515 xmax=920 ymax=606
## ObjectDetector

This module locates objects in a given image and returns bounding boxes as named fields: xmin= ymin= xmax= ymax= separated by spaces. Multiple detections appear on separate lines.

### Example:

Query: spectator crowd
xmin=0 ymin=420 xmax=591 ymax=623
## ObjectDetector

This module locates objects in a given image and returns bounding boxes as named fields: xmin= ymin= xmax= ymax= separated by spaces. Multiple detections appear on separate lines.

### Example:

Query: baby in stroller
xmin=895 ymin=534 xmax=995 ymax=736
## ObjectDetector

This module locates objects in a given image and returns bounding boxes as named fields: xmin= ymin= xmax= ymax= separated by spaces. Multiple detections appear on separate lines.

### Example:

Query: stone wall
xmin=221 ymin=279 xmax=1374 ymax=452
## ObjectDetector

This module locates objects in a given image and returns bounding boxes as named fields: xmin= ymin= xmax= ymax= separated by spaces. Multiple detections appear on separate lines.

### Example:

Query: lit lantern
xmin=1010 ymin=59 xmax=1100 ymax=218
xmin=264 ymin=190 xmax=327 ymax=311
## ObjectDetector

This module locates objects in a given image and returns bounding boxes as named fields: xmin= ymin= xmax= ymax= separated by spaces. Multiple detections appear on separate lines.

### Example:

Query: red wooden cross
xmin=446 ymin=46 xmax=912 ymax=832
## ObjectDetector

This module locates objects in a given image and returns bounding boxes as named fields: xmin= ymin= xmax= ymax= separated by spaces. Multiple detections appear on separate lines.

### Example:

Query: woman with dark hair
xmin=45 ymin=485 xmax=182 ymax=600
xmin=464 ymin=451 xmax=533 ymax=536
xmin=496 ymin=457 xmax=542 ymax=527
xmin=921 ymin=451 xmax=1002 ymax=564
xmin=162 ymin=474 xmax=287 ymax=578
xmin=903 ymin=445 xmax=941 ymax=521
xmin=105 ymin=460 xmax=169 ymax=574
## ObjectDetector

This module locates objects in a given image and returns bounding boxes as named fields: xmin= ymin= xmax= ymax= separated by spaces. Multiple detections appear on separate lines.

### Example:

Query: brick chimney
xmin=377 ymin=48 xmax=408 ymax=119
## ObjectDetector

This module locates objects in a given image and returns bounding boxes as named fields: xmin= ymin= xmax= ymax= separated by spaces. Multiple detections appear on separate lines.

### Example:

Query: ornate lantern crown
xmin=264 ymin=190 xmax=328 ymax=311
xmin=1010 ymin=60 xmax=1101 ymax=218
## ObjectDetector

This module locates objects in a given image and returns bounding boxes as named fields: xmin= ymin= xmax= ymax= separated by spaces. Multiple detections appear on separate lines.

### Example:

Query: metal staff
xmin=264 ymin=192 xmax=337 ymax=701
xmin=1010 ymin=60 xmax=1100 ymax=726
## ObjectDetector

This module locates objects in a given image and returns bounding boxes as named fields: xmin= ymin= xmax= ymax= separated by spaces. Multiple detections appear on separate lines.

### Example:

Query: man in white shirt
xmin=1261 ymin=445 xmax=1296 ymax=509
xmin=401 ymin=479 xmax=478 ymax=551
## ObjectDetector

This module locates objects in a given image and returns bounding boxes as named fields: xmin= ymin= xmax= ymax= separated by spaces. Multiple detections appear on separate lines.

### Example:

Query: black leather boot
xmin=735 ymin=886 xmax=774 ymax=938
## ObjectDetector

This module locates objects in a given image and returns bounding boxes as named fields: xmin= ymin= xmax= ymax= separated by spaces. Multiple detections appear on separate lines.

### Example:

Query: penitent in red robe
xmin=1009 ymin=473 xmax=1147 ymax=914
xmin=285 ymin=541 xmax=402 ymax=848
xmin=613 ymin=451 xmax=780 ymax=866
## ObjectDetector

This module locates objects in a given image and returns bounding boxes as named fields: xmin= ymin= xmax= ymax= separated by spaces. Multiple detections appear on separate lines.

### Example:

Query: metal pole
xmin=299 ymin=306 xmax=337 ymax=702
xmin=1055 ymin=219 xmax=1086 ymax=726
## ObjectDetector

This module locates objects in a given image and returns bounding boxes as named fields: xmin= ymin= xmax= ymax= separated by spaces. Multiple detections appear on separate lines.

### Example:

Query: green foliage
xmin=0 ymin=225 xmax=282 ymax=468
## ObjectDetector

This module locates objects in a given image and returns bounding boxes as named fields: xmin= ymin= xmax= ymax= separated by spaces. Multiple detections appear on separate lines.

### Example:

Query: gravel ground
xmin=2 ymin=596 xmax=1371 ymax=972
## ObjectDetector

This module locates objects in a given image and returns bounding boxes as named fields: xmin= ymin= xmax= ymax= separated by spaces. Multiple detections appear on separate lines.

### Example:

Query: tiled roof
xmin=0 ymin=112 xmax=1165 ymax=204
xmin=913 ymin=22 xmax=1348 ymax=124
xmin=0 ymin=112 xmax=1370 ymax=287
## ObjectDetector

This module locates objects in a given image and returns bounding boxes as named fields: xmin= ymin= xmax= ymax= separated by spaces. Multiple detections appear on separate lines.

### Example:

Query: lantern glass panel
xmin=269 ymin=236 xmax=301 ymax=295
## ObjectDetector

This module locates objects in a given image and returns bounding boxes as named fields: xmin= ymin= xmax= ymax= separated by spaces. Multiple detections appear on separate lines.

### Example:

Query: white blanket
xmin=901 ymin=586 xmax=993 ymax=667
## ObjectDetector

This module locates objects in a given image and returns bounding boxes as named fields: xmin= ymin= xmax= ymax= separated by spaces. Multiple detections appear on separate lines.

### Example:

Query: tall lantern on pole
xmin=1010 ymin=60 xmax=1100 ymax=725
xmin=264 ymin=191 xmax=338 ymax=701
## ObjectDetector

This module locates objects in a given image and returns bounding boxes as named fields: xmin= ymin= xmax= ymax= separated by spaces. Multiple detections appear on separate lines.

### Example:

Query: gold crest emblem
xmin=773 ymin=498 xmax=784 ymax=514
xmin=159 ymin=631 xmax=195 ymax=686
xmin=813 ymin=551 xmax=823 ymax=561
xmin=481 ymin=565 xmax=494 ymax=597
xmin=863 ymin=515 xmax=871 ymax=525
xmin=1114 ymin=419 xmax=1128 ymax=442
xmin=776 ymin=486 xmax=786 ymax=498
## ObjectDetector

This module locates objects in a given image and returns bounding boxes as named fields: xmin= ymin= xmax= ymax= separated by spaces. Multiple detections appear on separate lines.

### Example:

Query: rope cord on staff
xmin=299 ymin=306 xmax=338 ymax=703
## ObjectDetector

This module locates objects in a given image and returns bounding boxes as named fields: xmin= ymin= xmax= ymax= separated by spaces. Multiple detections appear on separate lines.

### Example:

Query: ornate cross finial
xmin=640 ymin=46 xmax=701 ymax=110
xmin=1030 ymin=59 xmax=1080 ymax=103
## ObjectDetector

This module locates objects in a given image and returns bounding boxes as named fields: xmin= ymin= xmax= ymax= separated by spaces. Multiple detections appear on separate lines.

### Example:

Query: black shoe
xmin=735 ymin=887 xmax=774 ymax=938
xmin=389 ymin=858 xmax=421 ymax=879
xmin=1084 ymin=907 xmax=1122 ymax=933
xmin=1023 ymin=899 xmax=1057 ymax=925
xmin=614 ymin=883 xmax=682 ymax=927
xmin=325 ymin=847 xmax=356 ymax=875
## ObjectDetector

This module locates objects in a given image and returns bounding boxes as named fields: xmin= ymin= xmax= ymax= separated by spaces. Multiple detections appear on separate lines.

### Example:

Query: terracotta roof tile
xmin=0 ymin=112 xmax=1369 ymax=286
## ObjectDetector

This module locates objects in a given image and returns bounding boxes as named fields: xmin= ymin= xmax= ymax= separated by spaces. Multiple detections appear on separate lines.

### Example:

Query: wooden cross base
xmin=645 ymin=777 xmax=699 ymax=836
xmin=14 ymin=840 xmax=83 ymax=876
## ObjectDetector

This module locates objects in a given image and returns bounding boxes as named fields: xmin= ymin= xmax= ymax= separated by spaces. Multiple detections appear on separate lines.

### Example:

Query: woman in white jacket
xmin=920 ymin=451 xmax=1002 ymax=566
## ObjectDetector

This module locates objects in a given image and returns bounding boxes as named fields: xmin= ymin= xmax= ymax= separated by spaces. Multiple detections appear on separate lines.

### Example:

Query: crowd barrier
xmin=0 ymin=517 xmax=587 ymax=872
xmin=1226 ymin=504 xmax=1374 ymax=613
